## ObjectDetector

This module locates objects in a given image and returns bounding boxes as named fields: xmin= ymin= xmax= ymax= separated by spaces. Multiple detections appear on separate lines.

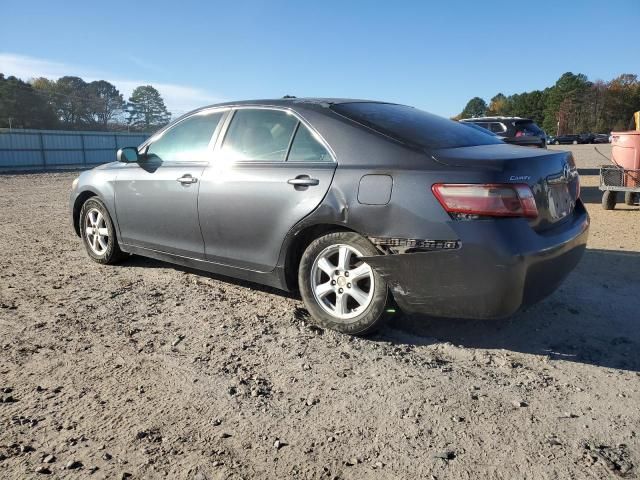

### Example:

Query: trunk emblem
xmin=562 ymin=163 xmax=571 ymax=181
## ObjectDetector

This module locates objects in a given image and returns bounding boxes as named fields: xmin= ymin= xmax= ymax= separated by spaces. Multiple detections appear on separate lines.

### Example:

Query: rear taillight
xmin=432 ymin=183 xmax=539 ymax=219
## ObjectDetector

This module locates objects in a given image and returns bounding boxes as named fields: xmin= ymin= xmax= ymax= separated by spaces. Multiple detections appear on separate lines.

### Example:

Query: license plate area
xmin=548 ymin=183 xmax=572 ymax=221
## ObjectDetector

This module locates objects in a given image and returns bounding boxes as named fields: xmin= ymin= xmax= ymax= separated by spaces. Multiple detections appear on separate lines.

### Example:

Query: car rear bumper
xmin=363 ymin=202 xmax=589 ymax=319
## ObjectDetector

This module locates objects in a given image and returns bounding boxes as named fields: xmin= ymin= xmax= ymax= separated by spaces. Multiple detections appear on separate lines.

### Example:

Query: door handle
xmin=177 ymin=174 xmax=198 ymax=184
xmin=287 ymin=176 xmax=319 ymax=187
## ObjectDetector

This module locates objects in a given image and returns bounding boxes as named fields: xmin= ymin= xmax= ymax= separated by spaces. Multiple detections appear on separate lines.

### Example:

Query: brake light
xmin=432 ymin=184 xmax=539 ymax=219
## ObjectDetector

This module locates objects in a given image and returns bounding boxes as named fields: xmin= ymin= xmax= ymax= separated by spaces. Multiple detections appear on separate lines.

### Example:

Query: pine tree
xmin=127 ymin=85 xmax=171 ymax=131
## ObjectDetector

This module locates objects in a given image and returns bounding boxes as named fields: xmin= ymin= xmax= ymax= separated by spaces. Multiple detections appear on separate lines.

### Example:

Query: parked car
xmin=579 ymin=133 xmax=595 ymax=144
xmin=70 ymin=99 xmax=589 ymax=335
xmin=459 ymin=117 xmax=547 ymax=148
xmin=593 ymin=134 xmax=611 ymax=144
xmin=551 ymin=134 xmax=582 ymax=145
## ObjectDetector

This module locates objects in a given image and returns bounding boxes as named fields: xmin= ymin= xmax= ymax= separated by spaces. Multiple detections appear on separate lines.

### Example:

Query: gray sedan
xmin=70 ymin=99 xmax=589 ymax=335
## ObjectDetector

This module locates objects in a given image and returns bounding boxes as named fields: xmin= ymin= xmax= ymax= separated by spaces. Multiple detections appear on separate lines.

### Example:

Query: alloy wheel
xmin=85 ymin=208 xmax=109 ymax=255
xmin=310 ymin=244 xmax=374 ymax=320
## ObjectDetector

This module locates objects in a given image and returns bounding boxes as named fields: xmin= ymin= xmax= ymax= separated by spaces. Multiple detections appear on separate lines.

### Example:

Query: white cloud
xmin=0 ymin=52 xmax=225 ymax=115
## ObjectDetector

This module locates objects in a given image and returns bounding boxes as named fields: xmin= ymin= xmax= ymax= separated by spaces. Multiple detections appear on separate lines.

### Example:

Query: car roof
xmin=193 ymin=97 xmax=393 ymax=113
xmin=460 ymin=116 xmax=533 ymax=122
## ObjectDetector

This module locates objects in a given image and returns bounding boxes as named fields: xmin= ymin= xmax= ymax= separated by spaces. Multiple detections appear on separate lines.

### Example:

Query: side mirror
xmin=117 ymin=147 xmax=139 ymax=163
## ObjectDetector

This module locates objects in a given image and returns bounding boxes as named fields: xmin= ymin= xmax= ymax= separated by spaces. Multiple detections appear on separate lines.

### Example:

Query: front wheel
xmin=79 ymin=197 xmax=126 ymax=264
xmin=298 ymin=232 xmax=391 ymax=335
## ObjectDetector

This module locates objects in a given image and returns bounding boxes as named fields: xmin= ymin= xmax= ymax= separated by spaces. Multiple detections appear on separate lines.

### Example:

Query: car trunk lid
xmin=431 ymin=144 xmax=580 ymax=231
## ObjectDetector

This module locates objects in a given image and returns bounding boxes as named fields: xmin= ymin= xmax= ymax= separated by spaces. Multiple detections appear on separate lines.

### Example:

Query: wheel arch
xmin=73 ymin=189 xmax=101 ymax=236
xmin=283 ymin=223 xmax=361 ymax=291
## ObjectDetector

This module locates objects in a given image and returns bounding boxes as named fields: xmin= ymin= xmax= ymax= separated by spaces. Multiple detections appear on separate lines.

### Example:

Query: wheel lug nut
xmin=331 ymin=280 xmax=336 ymax=285
xmin=335 ymin=270 xmax=340 ymax=276
xmin=338 ymin=288 xmax=343 ymax=294
xmin=347 ymin=283 xmax=351 ymax=288
xmin=344 ymin=271 xmax=349 ymax=277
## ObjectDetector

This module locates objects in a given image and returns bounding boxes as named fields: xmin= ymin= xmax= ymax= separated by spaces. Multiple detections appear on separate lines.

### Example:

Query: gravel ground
xmin=1 ymin=145 xmax=639 ymax=479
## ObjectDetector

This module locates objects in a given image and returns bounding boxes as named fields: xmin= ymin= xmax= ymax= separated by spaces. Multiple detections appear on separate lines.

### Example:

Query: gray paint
xmin=357 ymin=174 xmax=393 ymax=205
xmin=70 ymin=98 xmax=589 ymax=319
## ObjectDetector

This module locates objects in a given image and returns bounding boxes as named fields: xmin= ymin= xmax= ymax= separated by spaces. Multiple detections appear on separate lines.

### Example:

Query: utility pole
xmin=8 ymin=117 xmax=12 ymax=131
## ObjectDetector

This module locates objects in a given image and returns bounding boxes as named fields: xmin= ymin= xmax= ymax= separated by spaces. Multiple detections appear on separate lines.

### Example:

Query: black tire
xmin=79 ymin=197 xmax=126 ymax=264
xmin=601 ymin=191 xmax=617 ymax=210
xmin=298 ymin=231 xmax=391 ymax=336
xmin=624 ymin=192 xmax=637 ymax=206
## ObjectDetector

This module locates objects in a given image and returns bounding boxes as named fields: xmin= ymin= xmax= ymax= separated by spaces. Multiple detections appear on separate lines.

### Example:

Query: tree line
xmin=0 ymin=74 xmax=172 ymax=132
xmin=457 ymin=72 xmax=640 ymax=135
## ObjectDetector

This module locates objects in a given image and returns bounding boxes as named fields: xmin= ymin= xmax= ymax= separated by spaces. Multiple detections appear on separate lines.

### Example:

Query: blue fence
xmin=0 ymin=129 xmax=149 ymax=171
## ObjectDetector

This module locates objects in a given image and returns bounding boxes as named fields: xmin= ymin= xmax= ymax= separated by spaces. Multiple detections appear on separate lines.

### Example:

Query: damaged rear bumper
xmin=362 ymin=203 xmax=589 ymax=319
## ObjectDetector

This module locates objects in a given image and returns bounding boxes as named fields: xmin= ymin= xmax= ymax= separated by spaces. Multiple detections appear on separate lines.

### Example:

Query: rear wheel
xmin=624 ymin=192 xmax=637 ymax=206
xmin=79 ymin=197 xmax=126 ymax=264
xmin=602 ymin=191 xmax=617 ymax=210
xmin=298 ymin=232 xmax=391 ymax=335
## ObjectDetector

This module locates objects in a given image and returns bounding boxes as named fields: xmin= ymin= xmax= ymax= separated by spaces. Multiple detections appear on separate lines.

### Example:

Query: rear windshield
xmin=514 ymin=120 xmax=544 ymax=136
xmin=330 ymin=102 xmax=502 ymax=150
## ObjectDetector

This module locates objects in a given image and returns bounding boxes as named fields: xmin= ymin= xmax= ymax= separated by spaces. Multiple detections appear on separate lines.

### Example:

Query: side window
xmin=490 ymin=122 xmax=505 ymax=133
xmin=147 ymin=111 xmax=224 ymax=162
xmin=287 ymin=124 xmax=331 ymax=162
xmin=222 ymin=109 xmax=298 ymax=162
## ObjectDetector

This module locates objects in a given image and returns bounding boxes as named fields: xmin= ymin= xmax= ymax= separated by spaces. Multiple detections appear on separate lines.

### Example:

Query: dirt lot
xmin=1 ymin=144 xmax=639 ymax=479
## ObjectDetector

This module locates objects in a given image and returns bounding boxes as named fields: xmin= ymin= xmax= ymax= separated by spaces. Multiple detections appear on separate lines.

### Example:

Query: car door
xmin=114 ymin=109 xmax=227 ymax=258
xmin=198 ymin=107 xmax=337 ymax=272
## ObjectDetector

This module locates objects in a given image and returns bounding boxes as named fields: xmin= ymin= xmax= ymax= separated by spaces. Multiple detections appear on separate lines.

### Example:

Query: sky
xmin=1 ymin=0 xmax=639 ymax=117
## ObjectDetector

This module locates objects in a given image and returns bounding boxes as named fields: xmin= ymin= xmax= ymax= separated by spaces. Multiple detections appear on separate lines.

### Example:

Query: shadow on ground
xmin=121 ymin=248 xmax=639 ymax=372
xmin=121 ymin=254 xmax=300 ymax=299
xmin=383 ymin=248 xmax=640 ymax=372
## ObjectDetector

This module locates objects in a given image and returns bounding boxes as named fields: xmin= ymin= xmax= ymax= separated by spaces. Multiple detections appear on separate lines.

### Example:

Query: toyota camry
xmin=70 ymin=98 xmax=589 ymax=335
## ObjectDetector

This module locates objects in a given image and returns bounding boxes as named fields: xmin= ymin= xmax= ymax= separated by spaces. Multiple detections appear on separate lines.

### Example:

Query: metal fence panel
xmin=0 ymin=150 xmax=43 ymax=168
xmin=83 ymin=135 xmax=116 ymax=149
xmin=0 ymin=133 xmax=41 ymax=150
xmin=42 ymin=134 xmax=83 ymax=150
xmin=86 ymin=150 xmax=117 ymax=164
xmin=0 ymin=129 xmax=150 ymax=171
xmin=116 ymin=135 xmax=147 ymax=149
xmin=45 ymin=150 xmax=84 ymax=166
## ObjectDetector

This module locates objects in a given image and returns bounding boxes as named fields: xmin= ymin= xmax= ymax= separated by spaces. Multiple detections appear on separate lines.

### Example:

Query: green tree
xmin=86 ymin=80 xmax=125 ymax=128
xmin=604 ymin=74 xmax=640 ymax=131
xmin=459 ymin=97 xmax=488 ymax=118
xmin=508 ymin=90 xmax=547 ymax=127
xmin=127 ymin=85 xmax=170 ymax=131
xmin=487 ymin=93 xmax=509 ymax=116
xmin=0 ymin=74 xmax=57 ymax=129
xmin=32 ymin=76 xmax=93 ymax=128
xmin=542 ymin=72 xmax=590 ymax=134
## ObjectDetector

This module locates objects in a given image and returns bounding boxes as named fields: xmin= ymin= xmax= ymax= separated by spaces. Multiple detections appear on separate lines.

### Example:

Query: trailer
xmin=600 ymin=130 xmax=640 ymax=210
